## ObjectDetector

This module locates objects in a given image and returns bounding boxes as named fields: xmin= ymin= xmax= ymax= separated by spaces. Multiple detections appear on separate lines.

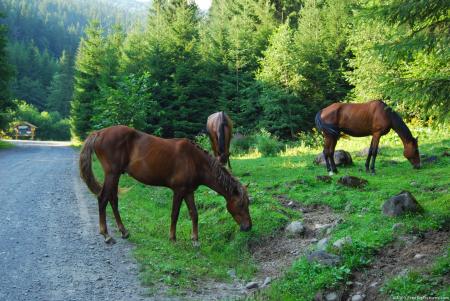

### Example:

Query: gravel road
xmin=0 ymin=140 xmax=153 ymax=301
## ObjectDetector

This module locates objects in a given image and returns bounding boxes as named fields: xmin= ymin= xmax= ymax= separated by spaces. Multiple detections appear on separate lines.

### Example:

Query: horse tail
xmin=79 ymin=132 xmax=102 ymax=196
xmin=218 ymin=112 xmax=227 ymax=154
xmin=315 ymin=110 xmax=340 ymax=139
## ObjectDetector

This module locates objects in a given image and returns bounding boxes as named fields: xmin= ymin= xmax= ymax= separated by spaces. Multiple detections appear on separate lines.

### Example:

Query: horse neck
xmin=390 ymin=112 xmax=414 ymax=147
xmin=201 ymin=160 xmax=236 ymax=199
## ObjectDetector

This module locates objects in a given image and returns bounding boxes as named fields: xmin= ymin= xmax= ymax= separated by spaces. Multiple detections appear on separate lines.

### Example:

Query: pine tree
xmin=47 ymin=50 xmax=74 ymax=117
xmin=70 ymin=21 xmax=106 ymax=139
xmin=0 ymin=12 xmax=14 ymax=130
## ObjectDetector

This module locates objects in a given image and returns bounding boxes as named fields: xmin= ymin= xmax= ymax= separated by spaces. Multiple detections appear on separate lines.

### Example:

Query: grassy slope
xmin=92 ymin=126 xmax=449 ymax=299
xmin=0 ymin=140 xmax=14 ymax=149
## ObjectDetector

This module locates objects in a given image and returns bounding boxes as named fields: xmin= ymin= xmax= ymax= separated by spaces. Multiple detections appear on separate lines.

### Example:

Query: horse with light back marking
xmin=315 ymin=100 xmax=420 ymax=175
xmin=79 ymin=125 xmax=252 ymax=244
xmin=207 ymin=112 xmax=233 ymax=169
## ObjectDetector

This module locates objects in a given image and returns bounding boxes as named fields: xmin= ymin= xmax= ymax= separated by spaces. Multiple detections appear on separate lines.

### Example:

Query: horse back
xmin=321 ymin=100 xmax=391 ymax=137
xmin=126 ymin=134 xmax=205 ymax=189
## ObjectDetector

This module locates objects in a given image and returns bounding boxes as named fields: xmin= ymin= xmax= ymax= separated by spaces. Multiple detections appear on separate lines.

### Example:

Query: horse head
xmin=404 ymin=137 xmax=421 ymax=169
xmin=226 ymin=184 xmax=252 ymax=231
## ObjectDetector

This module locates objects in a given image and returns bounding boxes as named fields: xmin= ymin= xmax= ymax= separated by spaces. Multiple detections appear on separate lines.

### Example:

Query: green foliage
xmin=256 ymin=129 xmax=283 ymax=157
xmin=194 ymin=133 xmax=211 ymax=152
xmin=231 ymin=134 xmax=257 ymax=154
xmin=348 ymin=0 xmax=450 ymax=120
xmin=0 ymin=12 xmax=14 ymax=130
xmin=12 ymin=101 xmax=70 ymax=140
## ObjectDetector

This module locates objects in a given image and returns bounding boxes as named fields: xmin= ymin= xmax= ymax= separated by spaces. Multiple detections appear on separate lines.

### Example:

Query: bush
xmin=231 ymin=134 xmax=257 ymax=154
xmin=256 ymin=129 xmax=282 ymax=157
xmin=297 ymin=129 xmax=322 ymax=148
xmin=10 ymin=101 xmax=70 ymax=140
xmin=194 ymin=133 xmax=211 ymax=152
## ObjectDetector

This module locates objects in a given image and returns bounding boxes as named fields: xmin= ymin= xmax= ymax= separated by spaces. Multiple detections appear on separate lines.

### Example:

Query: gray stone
xmin=262 ymin=277 xmax=271 ymax=287
xmin=325 ymin=292 xmax=338 ymax=301
xmin=392 ymin=223 xmax=405 ymax=232
xmin=359 ymin=147 xmax=382 ymax=157
xmin=382 ymin=191 xmax=423 ymax=217
xmin=314 ymin=150 xmax=353 ymax=166
xmin=286 ymin=221 xmax=305 ymax=235
xmin=333 ymin=236 xmax=352 ymax=249
xmin=351 ymin=294 xmax=365 ymax=301
xmin=338 ymin=176 xmax=368 ymax=188
xmin=345 ymin=203 xmax=354 ymax=212
xmin=316 ymin=237 xmax=329 ymax=251
xmin=245 ymin=281 xmax=259 ymax=289
xmin=414 ymin=253 xmax=426 ymax=259
xmin=307 ymin=251 xmax=341 ymax=266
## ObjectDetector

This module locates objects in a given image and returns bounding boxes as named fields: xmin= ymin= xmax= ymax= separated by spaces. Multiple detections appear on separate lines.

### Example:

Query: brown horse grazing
xmin=79 ymin=125 xmax=252 ymax=244
xmin=315 ymin=100 xmax=420 ymax=175
xmin=207 ymin=112 xmax=233 ymax=169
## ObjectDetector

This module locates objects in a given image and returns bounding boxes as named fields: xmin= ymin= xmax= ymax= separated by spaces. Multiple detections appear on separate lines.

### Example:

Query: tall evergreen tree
xmin=0 ymin=12 xmax=14 ymax=130
xmin=71 ymin=21 xmax=106 ymax=139
xmin=47 ymin=50 xmax=74 ymax=117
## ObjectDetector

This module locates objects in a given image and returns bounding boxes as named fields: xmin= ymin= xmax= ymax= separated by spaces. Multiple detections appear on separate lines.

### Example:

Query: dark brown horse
xmin=315 ymin=100 xmax=420 ymax=175
xmin=79 ymin=125 xmax=252 ymax=244
xmin=207 ymin=112 xmax=233 ymax=169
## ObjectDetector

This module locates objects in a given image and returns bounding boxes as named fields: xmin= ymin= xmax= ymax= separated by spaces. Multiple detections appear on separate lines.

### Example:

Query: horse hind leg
xmin=108 ymin=174 xmax=129 ymax=239
xmin=98 ymin=174 xmax=120 ymax=244
xmin=365 ymin=138 xmax=374 ymax=173
xmin=328 ymin=137 xmax=338 ymax=174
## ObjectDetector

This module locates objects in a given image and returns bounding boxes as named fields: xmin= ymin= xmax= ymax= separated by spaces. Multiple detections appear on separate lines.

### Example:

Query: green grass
xmin=382 ymin=250 xmax=450 ymax=298
xmin=91 ymin=125 xmax=449 ymax=299
xmin=0 ymin=140 xmax=14 ymax=149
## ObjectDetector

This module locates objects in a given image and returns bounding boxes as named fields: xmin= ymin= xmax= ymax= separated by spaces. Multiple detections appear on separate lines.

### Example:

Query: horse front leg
xmin=370 ymin=134 xmax=381 ymax=174
xmin=169 ymin=192 xmax=183 ymax=241
xmin=184 ymin=192 xmax=199 ymax=246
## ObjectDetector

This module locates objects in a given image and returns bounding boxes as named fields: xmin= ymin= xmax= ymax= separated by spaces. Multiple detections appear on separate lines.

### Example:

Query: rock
xmin=442 ymin=151 xmax=450 ymax=157
xmin=414 ymin=253 xmax=426 ymax=259
xmin=382 ymin=191 xmax=424 ymax=217
xmin=245 ymin=281 xmax=259 ymax=289
xmin=316 ymin=237 xmax=329 ymax=251
xmin=307 ymin=251 xmax=341 ymax=266
xmin=262 ymin=277 xmax=271 ymax=287
xmin=369 ymin=281 xmax=378 ymax=287
xmin=316 ymin=175 xmax=332 ymax=183
xmin=286 ymin=221 xmax=305 ymax=235
xmin=325 ymin=292 xmax=338 ymax=301
xmin=359 ymin=147 xmax=382 ymax=157
xmin=392 ymin=223 xmax=405 ymax=232
xmin=333 ymin=236 xmax=352 ymax=249
xmin=338 ymin=176 xmax=368 ymax=188
xmin=351 ymin=294 xmax=365 ymax=301
xmin=314 ymin=150 xmax=353 ymax=166
xmin=345 ymin=203 xmax=354 ymax=212
xmin=227 ymin=269 xmax=236 ymax=278
xmin=287 ymin=201 xmax=294 ymax=207
xmin=423 ymin=155 xmax=438 ymax=164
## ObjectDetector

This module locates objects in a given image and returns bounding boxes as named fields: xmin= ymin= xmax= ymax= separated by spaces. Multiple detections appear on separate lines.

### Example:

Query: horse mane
xmin=384 ymin=105 xmax=415 ymax=142
xmin=188 ymin=140 xmax=242 ymax=196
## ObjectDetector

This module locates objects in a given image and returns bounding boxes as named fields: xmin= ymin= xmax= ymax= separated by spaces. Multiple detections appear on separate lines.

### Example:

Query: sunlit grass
xmin=88 ymin=125 xmax=449 ymax=299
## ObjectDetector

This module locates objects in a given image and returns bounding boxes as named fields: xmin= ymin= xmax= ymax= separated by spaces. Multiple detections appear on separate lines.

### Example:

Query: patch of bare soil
xmin=250 ymin=195 xmax=341 ymax=281
xmin=343 ymin=229 xmax=450 ymax=301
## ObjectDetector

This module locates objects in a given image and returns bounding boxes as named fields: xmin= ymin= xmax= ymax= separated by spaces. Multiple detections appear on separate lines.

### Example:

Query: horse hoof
xmin=121 ymin=230 xmax=130 ymax=239
xmin=105 ymin=236 xmax=116 ymax=244
xmin=192 ymin=240 xmax=200 ymax=248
